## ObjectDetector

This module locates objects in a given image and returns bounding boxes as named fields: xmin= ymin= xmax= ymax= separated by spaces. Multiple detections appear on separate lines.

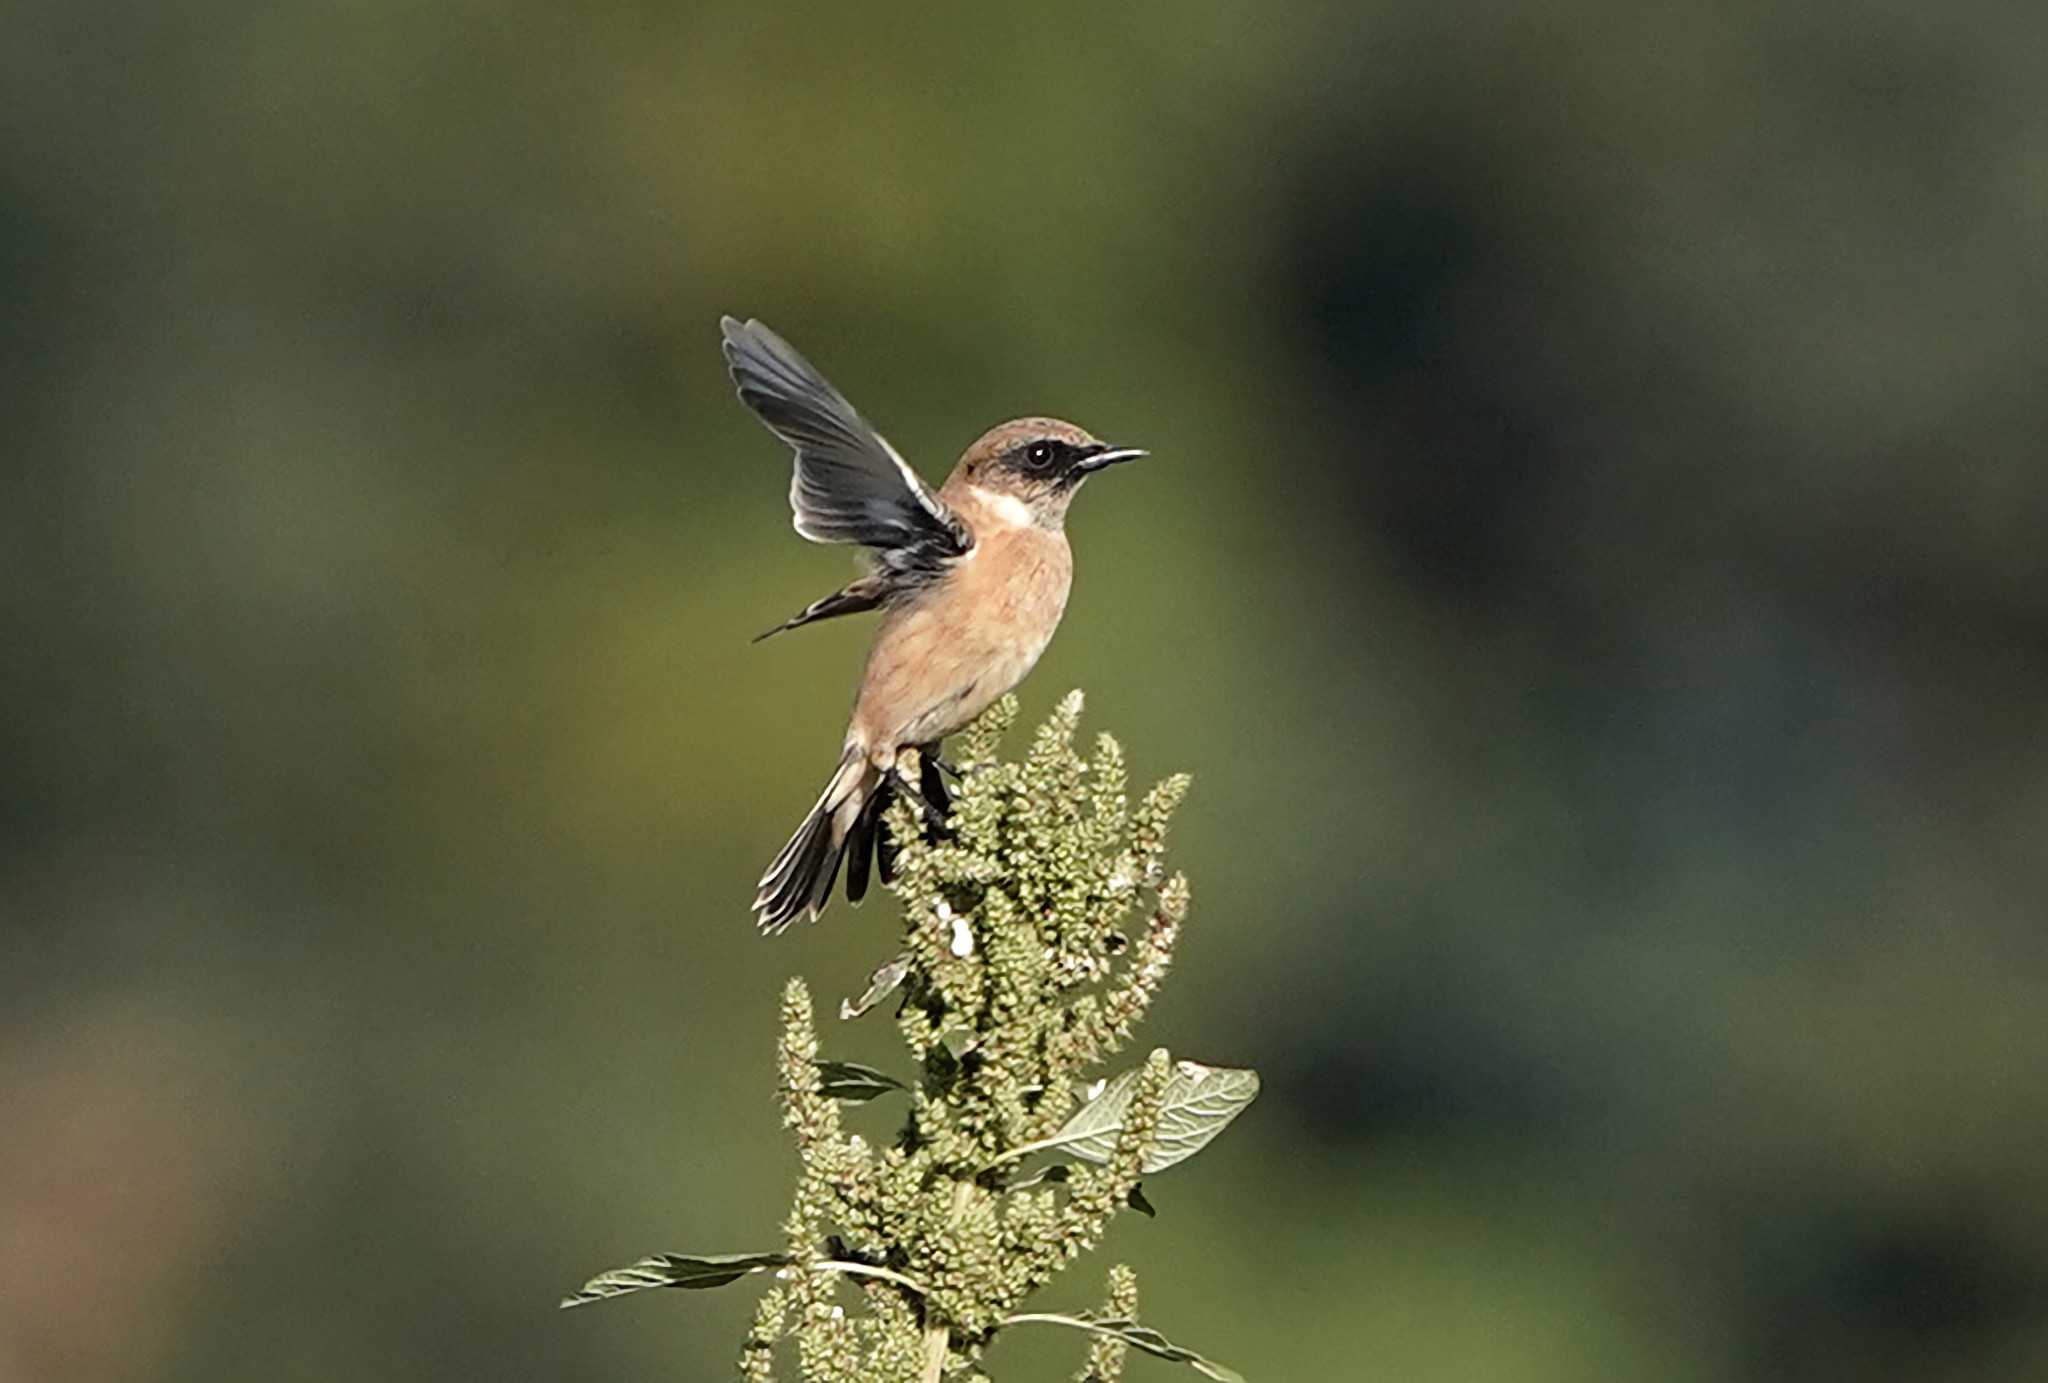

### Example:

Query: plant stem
xmin=815 ymin=1261 xmax=930 ymax=1297
xmin=977 ymin=1133 xmax=1068 ymax=1172
xmin=918 ymin=1178 xmax=977 ymax=1383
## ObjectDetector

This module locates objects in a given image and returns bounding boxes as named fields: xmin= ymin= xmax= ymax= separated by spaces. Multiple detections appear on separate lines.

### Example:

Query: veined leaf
xmin=559 ymin=1252 xmax=792 ymax=1309
xmin=1004 ymin=1312 xmax=1246 ymax=1382
xmin=1049 ymin=1061 xmax=1260 ymax=1174
xmin=813 ymin=1060 xmax=908 ymax=1102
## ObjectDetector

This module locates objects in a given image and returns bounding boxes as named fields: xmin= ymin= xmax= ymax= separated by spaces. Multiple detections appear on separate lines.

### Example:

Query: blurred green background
xmin=5 ymin=2 xmax=2046 ymax=1380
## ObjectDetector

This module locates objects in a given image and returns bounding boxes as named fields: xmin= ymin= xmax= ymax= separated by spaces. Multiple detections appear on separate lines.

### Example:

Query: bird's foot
xmin=888 ymin=748 xmax=951 ymax=837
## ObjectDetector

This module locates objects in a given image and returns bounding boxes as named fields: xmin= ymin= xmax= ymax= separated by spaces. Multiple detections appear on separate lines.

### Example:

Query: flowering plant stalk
xmin=564 ymin=693 xmax=1257 ymax=1382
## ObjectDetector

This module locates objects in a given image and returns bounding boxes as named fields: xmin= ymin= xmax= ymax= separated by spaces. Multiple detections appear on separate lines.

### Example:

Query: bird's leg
xmin=911 ymin=740 xmax=962 ymax=781
xmin=914 ymin=743 xmax=960 ymax=824
xmin=888 ymin=747 xmax=951 ymax=836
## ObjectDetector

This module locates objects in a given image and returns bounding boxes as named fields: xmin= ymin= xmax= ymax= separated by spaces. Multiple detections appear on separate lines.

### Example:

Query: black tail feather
xmin=756 ymin=804 xmax=833 ymax=933
xmin=808 ymin=838 xmax=848 ymax=918
xmin=919 ymin=744 xmax=953 ymax=820
xmin=752 ymin=579 xmax=884 ymax=643
xmin=754 ymin=742 xmax=956 ymax=933
xmin=845 ymin=789 xmax=885 ymax=904
xmin=876 ymin=825 xmax=900 ymax=886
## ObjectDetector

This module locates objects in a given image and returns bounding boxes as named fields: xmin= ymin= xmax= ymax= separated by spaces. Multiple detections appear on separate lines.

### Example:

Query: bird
xmin=721 ymin=315 xmax=1146 ymax=933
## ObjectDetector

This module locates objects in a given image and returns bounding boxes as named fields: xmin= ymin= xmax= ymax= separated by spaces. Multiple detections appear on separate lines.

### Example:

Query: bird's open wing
xmin=721 ymin=317 xmax=972 ymax=580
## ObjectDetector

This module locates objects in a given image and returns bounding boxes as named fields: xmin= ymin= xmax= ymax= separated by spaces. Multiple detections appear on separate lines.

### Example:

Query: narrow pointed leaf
xmin=1004 ymin=1312 xmax=1246 ymax=1382
xmin=1049 ymin=1061 xmax=1260 ymax=1173
xmin=840 ymin=954 xmax=911 ymax=1020
xmin=813 ymin=1060 xmax=908 ymax=1102
xmin=559 ymin=1252 xmax=792 ymax=1309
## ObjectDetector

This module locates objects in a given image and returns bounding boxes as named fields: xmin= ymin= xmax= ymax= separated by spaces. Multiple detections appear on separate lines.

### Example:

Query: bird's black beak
xmin=1074 ymin=444 xmax=1147 ymax=476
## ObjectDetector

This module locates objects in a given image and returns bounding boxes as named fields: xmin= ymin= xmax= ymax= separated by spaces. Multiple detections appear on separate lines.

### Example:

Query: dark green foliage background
xmin=4 ymin=4 xmax=2044 ymax=1380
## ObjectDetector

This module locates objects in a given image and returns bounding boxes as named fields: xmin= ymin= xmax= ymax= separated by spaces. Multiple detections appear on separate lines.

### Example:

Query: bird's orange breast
xmin=848 ymin=522 xmax=1072 ymax=755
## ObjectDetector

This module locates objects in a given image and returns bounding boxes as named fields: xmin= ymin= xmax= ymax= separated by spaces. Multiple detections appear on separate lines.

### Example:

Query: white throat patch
xmin=968 ymin=485 xmax=1036 ymax=529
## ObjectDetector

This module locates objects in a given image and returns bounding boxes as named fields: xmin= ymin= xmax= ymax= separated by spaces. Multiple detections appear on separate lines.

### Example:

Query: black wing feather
xmin=753 ymin=578 xmax=886 ymax=643
xmin=721 ymin=317 xmax=971 ymax=580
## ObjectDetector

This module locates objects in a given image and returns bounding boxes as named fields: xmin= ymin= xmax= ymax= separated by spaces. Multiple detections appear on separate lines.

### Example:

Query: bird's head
xmin=949 ymin=417 xmax=1146 ymax=529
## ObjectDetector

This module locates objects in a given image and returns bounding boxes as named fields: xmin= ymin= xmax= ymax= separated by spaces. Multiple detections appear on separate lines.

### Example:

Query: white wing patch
xmin=879 ymin=433 xmax=952 ymax=525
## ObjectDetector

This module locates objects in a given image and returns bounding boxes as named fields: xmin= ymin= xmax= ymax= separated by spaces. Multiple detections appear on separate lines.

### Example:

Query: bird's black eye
xmin=1024 ymin=441 xmax=1056 ymax=470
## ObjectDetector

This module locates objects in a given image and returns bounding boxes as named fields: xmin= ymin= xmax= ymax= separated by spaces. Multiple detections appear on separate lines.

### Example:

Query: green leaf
xmin=559 ymin=1252 xmax=792 ymax=1309
xmin=839 ymin=953 xmax=911 ymax=1021
xmin=1050 ymin=1061 xmax=1260 ymax=1174
xmin=1126 ymin=1183 xmax=1157 ymax=1217
xmin=813 ymin=1060 xmax=908 ymax=1102
xmin=1004 ymin=1313 xmax=1246 ymax=1382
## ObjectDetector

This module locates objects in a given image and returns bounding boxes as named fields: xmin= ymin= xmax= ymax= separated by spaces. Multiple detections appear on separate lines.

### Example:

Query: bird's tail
xmin=753 ymin=745 xmax=955 ymax=934
xmin=754 ymin=749 xmax=875 ymax=934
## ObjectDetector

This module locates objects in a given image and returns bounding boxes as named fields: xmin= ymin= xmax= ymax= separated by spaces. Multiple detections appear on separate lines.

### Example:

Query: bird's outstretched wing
xmin=721 ymin=316 xmax=972 ymax=583
xmin=751 ymin=575 xmax=886 ymax=643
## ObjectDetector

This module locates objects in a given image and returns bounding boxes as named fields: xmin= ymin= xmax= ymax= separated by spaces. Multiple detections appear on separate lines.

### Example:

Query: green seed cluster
xmin=752 ymin=694 xmax=1192 ymax=1381
xmin=1077 ymin=1264 xmax=1142 ymax=1383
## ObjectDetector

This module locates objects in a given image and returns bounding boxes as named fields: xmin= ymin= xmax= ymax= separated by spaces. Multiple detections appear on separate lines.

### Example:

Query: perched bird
xmin=722 ymin=316 xmax=1145 ymax=933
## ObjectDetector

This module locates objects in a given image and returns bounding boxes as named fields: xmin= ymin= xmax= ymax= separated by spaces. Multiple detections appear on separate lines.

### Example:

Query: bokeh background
xmin=6 ymin=3 xmax=2046 ymax=1380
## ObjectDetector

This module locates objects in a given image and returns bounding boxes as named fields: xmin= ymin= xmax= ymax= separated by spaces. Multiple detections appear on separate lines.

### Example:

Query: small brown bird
xmin=722 ymin=316 xmax=1145 ymax=933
